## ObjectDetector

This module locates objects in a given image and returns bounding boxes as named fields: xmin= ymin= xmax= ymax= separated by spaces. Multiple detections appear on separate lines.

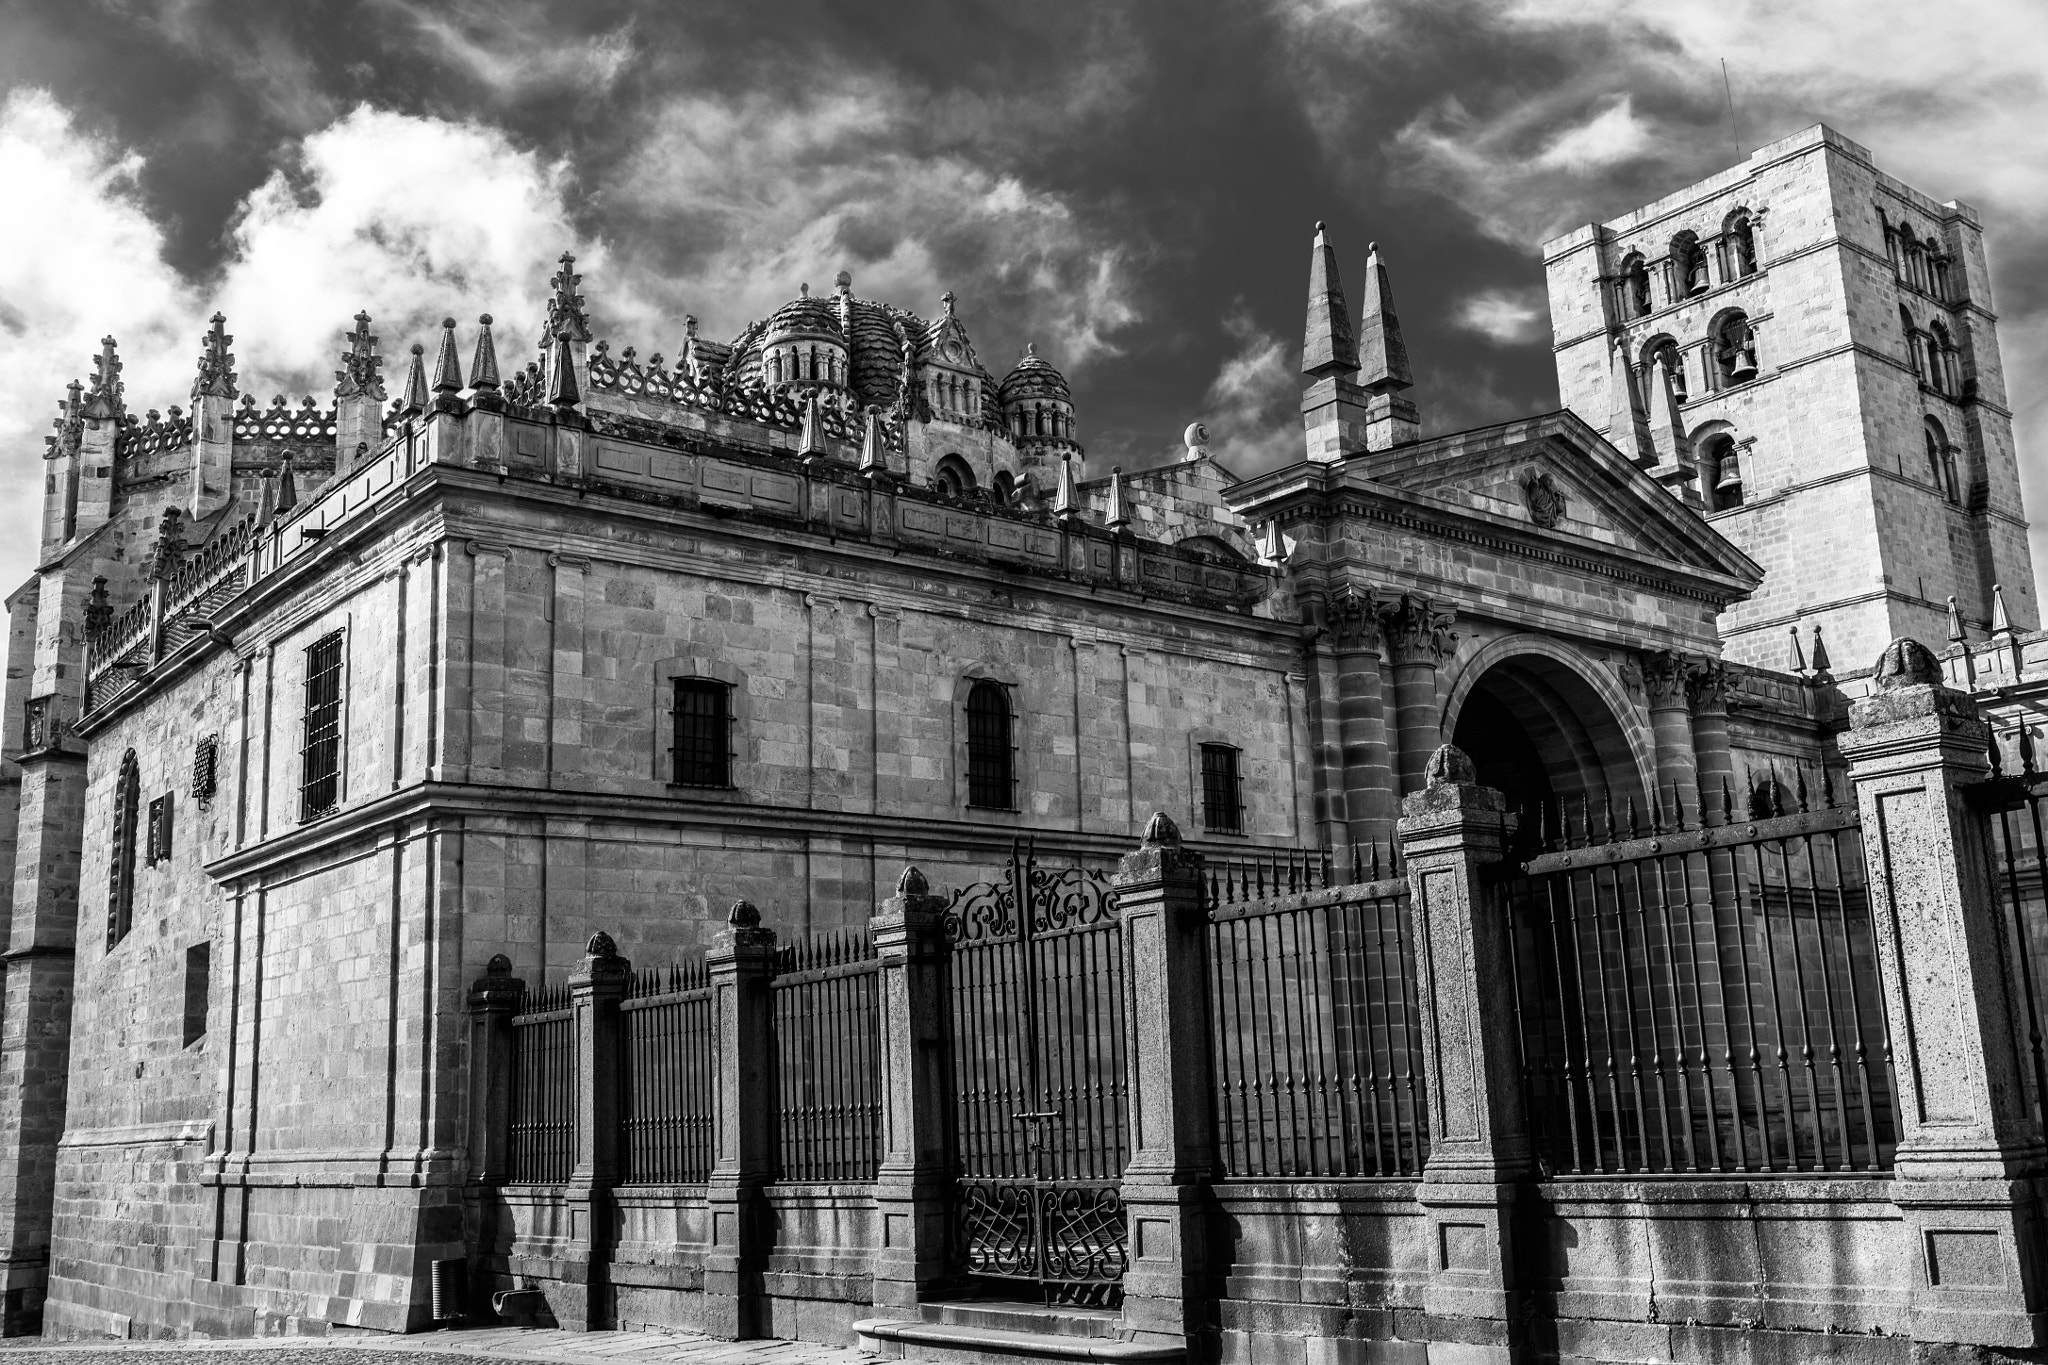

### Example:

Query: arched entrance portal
xmin=1447 ymin=652 xmax=1647 ymax=826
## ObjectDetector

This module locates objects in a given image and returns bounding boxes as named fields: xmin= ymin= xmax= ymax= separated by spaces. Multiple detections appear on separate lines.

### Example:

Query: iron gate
xmin=943 ymin=842 xmax=1129 ymax=1301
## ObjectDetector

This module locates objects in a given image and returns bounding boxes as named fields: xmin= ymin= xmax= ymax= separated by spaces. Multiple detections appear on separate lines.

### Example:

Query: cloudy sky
xmin=5 ymin=0 xmax=2048 ymax=600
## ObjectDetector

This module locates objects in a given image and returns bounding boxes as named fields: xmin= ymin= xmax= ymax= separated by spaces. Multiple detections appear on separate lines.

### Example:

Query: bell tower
xmin=1543 ymin=124 xmax=2035 ymax=669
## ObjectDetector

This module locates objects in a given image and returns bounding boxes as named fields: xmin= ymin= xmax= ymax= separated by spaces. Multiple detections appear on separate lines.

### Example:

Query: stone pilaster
xmin=1839 ymin=639 xmax=2048 ymax=1351
xmin=1379 ymin=595 xmax=1454 ymax=797
xmin=464 ymin=955 xmax=524 ymax=1189
xmin=869 ymin=868 xmax=950 ymax=1312
xmin=704 ymin=901 xmax=776 ymax=1340
xmin=1685 ymin=658 xmax=1736 ymax=823
xmin=1296 ymin=592 xmax=1349 ymax=849
xmin=1328 ymin=587 xmax=1396 ymax=847
xmin=1398 ymin=745 xmax=1527 ymax=1363
xmin=560 ymin=933 xmax=629 ymax=1332
xmin=1639 ymin=649 xmax=1700 ymax=825
xmin=1113 ymin=814 xmax=1213 ymax=1350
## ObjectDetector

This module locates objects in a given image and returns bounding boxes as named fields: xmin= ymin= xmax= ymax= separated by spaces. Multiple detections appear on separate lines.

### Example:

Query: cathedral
xmin=1 ymin=123 xmax=2043 ymax=1360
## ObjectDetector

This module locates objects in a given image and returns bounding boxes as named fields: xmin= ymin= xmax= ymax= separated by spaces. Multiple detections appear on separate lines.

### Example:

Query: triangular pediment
xmin=921 ymin=311 xmax=980 ymax=373
xmin=1353 ymin=411 xmax=1759 ymax=585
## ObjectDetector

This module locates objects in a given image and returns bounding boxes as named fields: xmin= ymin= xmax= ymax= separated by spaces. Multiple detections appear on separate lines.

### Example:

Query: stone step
xmin=916 ymin=1299 xmax=1125 ymax=1339
xmin=853 ymin=1319 xmax=1184 ymax=1365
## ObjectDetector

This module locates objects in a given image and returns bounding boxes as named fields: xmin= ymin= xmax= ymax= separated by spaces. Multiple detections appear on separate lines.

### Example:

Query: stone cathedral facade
xmin=0 ymin=123 xmax=2032 ymax=1344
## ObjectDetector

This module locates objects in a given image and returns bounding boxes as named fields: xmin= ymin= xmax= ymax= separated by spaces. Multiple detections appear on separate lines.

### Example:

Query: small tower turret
xmin=189 ymin=313 xmax=238 ymax=518
xmin=334 ymin=310 xmax=386 ymax=474
xmin=72 ymin=337 xmax=123 ymax=540
xmin=998 ymin=342 xmax=1081 ymax=488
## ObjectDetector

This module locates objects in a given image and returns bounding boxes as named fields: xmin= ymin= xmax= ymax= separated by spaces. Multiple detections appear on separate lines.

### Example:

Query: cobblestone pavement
xmin=0 ymin=1328 xmax=871 ymax=1365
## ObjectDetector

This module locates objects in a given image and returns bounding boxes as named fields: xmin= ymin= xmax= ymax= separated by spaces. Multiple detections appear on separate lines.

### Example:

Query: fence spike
xmin=1721 ymin=775 xmax=1735 ymax=825
xmin=1603 ymin=791 xmax=1616 ymax=842
xmin=1990 ymin=726 xmax=2007 ymax=778
xmin=1648 ymin=787 xmax=1664 ymax=836
xmin=1351 ymin=841 xmax=1363 ymax=883
xmin=1795 ymin=767 xmax=1809 ymax=813
xmin=2023 ymin=722 xmax=2039 ymax=776
xmin=1321 ymin=845 xmax=1333 ymax=889
xmin=1770 ymin=764 xmax=1786 ymax=818
xmin=1625 ymin=795 xmax=1639 ymax=839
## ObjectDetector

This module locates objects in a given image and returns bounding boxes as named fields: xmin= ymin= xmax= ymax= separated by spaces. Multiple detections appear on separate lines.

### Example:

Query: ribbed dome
xmin=762 ymin=286 xmax=844 ymax=342
xmin=997 ymin=344 xmax=1070 ymax=404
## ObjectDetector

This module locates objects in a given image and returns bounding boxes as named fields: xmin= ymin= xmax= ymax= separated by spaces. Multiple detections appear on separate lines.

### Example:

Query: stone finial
xmin=150 ymin=506 xmax=187 ymax=579
xmin=545 ymin=250 xmax=591 ymax=343
xmin=1357 ymin=239 xmax=1412 ymax=394
xmin=1808 ymin=623 xmax=1833 ymax=682
xmin=545 ymin=333 xmax=580 ymax=409
xmin=1054 ymin=455 xmax=1079 ymax=519
xmin=940 ymin=290 xmax=957 ymax=318
xmin=835 ymin=269 xmax=852 ymax=294
xmin=859 ymin=409 xmax=884 ymax=477
xmin=84 ymin=335 xmax=123 ymax=420
xmin=84 ymin=576 xmax=111 ymax=636
xmin=585 ymin=930 xmax=619 ymax=959
xmin=1142 ymin=811 xmax=1183 ymax=848
xmin=896 ymin=865 xmax=929 ymax=896
xmin=1257 ymin=518 xmax=1288 ymax=566
xmin=1992 ymin=582 xmax=2015 ymax=637
xmin=276 ymin=455 xmax=298 ymax=512
xmin=1787 ymin=622 xmax=1808 ymax=673
xmin=1104 ymin=466 xmax=1129 ymax=531
xmin=1423 ymin=742 xmax=1477 ymax=787
xmin=486 ymin=953 xmax=513 ymax=977
xmin=431 ymin=317 xmax=464 ymax=395
xmin=470 ymin=314 xmax=501 ymax=391
xmin=335 ymin=311 xmax=386 ymax=400
xmin=398 ymin=342 xmax=430 ymax=414
xmin=1874 ymin=637 xmax=1942 ymax=691
xmin=1303 ymin=221 xmax=1358 ymax=379
xmin=1947 ymin=594 xmax=1968 ymax=644
xmin=192 ymin=312 xmax=238 ymax=402
xmin=727 ymin=899 xmax=761 ymax=928
xmin=798 ymin=390 xmax=824 ymax=459
xmin=1183 ymin=422 xmax=1209 ymax=461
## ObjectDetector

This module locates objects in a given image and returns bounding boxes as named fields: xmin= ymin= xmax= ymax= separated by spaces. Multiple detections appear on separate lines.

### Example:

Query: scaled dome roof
xmin=997 ymin=344 xmax=1071 ymax=405
xmin=762 ymin=286 xmax=844 ymax=343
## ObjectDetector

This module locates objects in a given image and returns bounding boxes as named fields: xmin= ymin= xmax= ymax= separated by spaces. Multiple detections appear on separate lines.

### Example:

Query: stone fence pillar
xmin=561 ymin=932 xmax=630 ymax=1332
xmin=1839 ymin=639 xmax=2048 ymax=1351
xmin=704 ymin=901 xmax=778 ymax=1340
xmin=1114 ymin=814 xmax=1215 ymax=1352
xmin=1398 ymin=744 xmax=1528 ymax=1364
xmin=870 ymin=867 xmax=952 ymax=1312
xmin=464 ymin=955 xmax=524 ymax=1189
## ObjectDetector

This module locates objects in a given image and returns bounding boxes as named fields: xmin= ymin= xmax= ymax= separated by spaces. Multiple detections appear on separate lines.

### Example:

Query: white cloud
xmin=1197 ymin=309 xmax=1301 ymax=472
xmin=1453 ymin=288 xmax=1548 ymax=344
xmin=1533 ymin=98 xmax=1654 ymax=173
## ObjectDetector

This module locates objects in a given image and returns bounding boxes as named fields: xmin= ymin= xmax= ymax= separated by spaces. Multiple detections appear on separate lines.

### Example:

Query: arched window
xmin=1929 ymin=320 xmax=1959 ymax=396
xmin=1711 ymin=312 xmax=1758 ymax=386
xmin=1899 ymin=305 xmax=1921 ymax=380
xmin=1925 ymin=418 xmax=1960 ymax=505
xmin=107 ymin=748 xmax=140 ymax=951
xmin=991 ymin=471 xmax=1015 ymax=507
xmin=1644 ymin=335 xmax=1687 ymax=405
xmin=1702 ymin=433 xmax=1743 ymax=511
xmin=1619 ymin=253 xmax=1652 ymax=319
xmin=1672 ymin=231 xmax=1710 ymax=297
xmin=965 ymin=680 xmax=1014 ymax=810
xmin=1722 ymin=210 xmax=1759 ymax=279
xmin=935 ymin=453 xmax=976 ymax=499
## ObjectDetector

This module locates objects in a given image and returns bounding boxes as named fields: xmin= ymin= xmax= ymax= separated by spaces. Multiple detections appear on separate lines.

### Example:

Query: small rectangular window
xmin=146 ymin=793 xmax=174 ymax=866
xmin=671 ymin=679 xmax=732 ymax=788
xmin=182 ymin=942 xmax=210 ymax=1047
xmin=300 ymin=631 xmax=345 ymax=821
xmin=1201 ymin=744 xmax=1244 ymax=834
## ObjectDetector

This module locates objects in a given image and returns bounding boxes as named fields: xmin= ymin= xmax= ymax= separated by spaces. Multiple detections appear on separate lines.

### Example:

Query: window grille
xmin=107 ymin=749 xmax=140 ymax=951
xmin=671 ymin=679 xmax=733 ymax=788
xmin=146 ymin=792 xmax=174 ymax=866
xmin=965 ymin=680 xmax=1014 ymax=810
xmin=300 ymin=631 xmax=345 ymax=821
xmin=182 ymin=943 xmax=210 ymax=1047
xmin=1201 ymin=743 xmax=1244 ymax=834
xmin=191 ymin=734 xmax=219 ymax=811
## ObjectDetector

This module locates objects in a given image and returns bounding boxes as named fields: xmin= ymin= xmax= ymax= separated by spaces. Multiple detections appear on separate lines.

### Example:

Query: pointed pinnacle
xmin=1303 ymin=221 xmax=1359 ymax=379
xmin=431 ymin=317 xmax=464 ymax=395
xmin=401 ymin=342 xmax=430 ymax=413
xmin=545 ymin=333 xmax=580 ymax=409
xmin=1809 ymin=622 xmax=1832 ymax=675
xmin=859 ymin=409 xmax=885 ymax=476
xmin=1788 ymin=623 xmax=1808 ymax=673
xmin=1105 ymin=465 xmax=1129 ymax=530
xmin=470 ymin=313 xmax=501 ymax=390
xmin=1054 ymin=454 xmax=1079 ymax=519
xmin=1993 ymin=582 xmax=2015 ymax=636
xmin=1357 ymin=240 xmax=1412 ymax=393
xmin=1947 ymin=594 xmax=1967 ymax=644
xmin=798 ymin=389 xmax=824 ymax=458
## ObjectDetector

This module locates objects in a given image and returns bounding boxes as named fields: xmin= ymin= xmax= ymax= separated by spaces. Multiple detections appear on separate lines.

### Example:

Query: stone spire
xmin=276 ymin=455 xmax=298 ymax=513
xmin=335 ymin=311 xmax=385 ymax=400
xmin=431 ymin=317 xmax=464 ymax=396
xmin=84 ymin=335 xmax=123 ymax=421
xmin=192 ymin=313 xmax=238 ymax=401
xmin=470 ymin=313 xmax=501 ymax=391
xmin=1303 ymin=222 xmax=1358 ymax=378
xmin=1054 ymin=454 xmax=1078 ymax=519
xmin=1788 ymin=623 xmax=1808 ymax=673
xmin=1607 ymin=337 xmax=1655 ymax=465
xmin=859 ymin=409 xmax=885 ymax=478
xmin=545 ymin=333 xmax=580 ymax=409
xmin=1301 ymin=222 xmax=1370 ymax=463
xmin=1356 ymin=242 xmax=1419 ymax=450
xmin=400 ymin=342 xmax=430 ymax=414
xmin=798 ymin=390 xmax=824 ymax=460
xmin=544 ymin=251 xmax=591 ymax=343
xmin=1649 ymin=352 xmax=1693 ymax=494
xmin=1105 ymin=466 xmax=1129 ymax=531
xmin=334 ymin=311 xmax=388 ymax=473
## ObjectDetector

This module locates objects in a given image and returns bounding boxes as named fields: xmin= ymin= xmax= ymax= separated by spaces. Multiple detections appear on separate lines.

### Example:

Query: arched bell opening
xmin=1446 ymin=651 xmax=1648 ymax=838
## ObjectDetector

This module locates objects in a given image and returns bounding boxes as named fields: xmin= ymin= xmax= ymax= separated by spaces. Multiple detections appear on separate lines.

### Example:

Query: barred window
xmin=965 ymin=680 xmax=1014 ymax=810
xmin=146 ymin=792 xmax=174 ymax=866
xmin=671 ymin=679 xmax=733 ymax=788
xmin=183 ymin=942 xmax=210 ymax=1048
xmin=107 ymin=749 xmax=140 ymax=951
xmin=300 ymin=631 xmax=345 ymax=821
xmin=191 ymin=734 xmax=219 ymax=811
xmin=1201 ymin=743 xmax=1244 ymax=834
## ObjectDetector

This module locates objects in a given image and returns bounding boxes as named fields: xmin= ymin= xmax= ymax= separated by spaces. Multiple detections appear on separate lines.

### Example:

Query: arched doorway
xmin=1446 ymin=651 xmax=1647 ymax=828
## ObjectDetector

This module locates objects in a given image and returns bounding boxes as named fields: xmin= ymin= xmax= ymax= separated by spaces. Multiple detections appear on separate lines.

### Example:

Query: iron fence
xmin=619 ymin=958 xmax=716 ymax=1185
xmin=508 ymin=983 xmax=577 ymax=1184
xmin=772 ymin=928 xmax=884 ymax=1182
xmin=1206 ymin=873 xmax=1428 ymax=1178
xmin=1499 ymin=782 xmax=1896 ymax=1176
xmin=1979 ymin=722 xmax=2048 ymax=1126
